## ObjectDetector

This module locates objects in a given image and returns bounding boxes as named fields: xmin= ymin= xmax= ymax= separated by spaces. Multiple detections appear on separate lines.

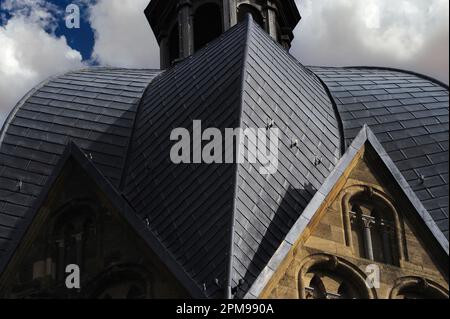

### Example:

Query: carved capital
xmin=327 ymin=256 xmax=340 ymax=270
xmin=361 ymin=215 xmax=375 ymax=229
xmin=363 ymin=186 xmax=374 ymax=199
xmin=73 ymin=233 xmax=83 ymax=241
xmin=55 ymin=239 xmax=64 ymax=248
xmin=419 ymin=278 xmax=429 ymax=291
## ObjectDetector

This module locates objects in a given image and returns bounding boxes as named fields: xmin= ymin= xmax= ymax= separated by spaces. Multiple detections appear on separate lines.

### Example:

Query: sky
xmin=0 ymin=0 xmax=448 ymax=127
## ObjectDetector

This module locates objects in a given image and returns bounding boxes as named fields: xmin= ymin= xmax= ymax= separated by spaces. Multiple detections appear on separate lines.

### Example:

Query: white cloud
xmin=0 ymin=0 xmax=84 ymax=128
xmin=1 ymin=0 xmax=448 ymax=128
xmin=292 ymin=0 xmax=449 ymax=84
xmin=88 ymin=0 xmax=159 ymax=68
xmin=87 ymin=0 xmax=448 ymax=82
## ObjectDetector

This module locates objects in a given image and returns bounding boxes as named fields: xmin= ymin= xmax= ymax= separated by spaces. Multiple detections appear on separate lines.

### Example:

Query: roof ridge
xmin=345 ymin=66 xmax=449 ymax=89
xmin=226 ymin=14 xmax=254 ymax=299
xmin=309 ymin=65 xmax=449 ymax=89
xmin=78 ymin=66 xmax=162 ymax=72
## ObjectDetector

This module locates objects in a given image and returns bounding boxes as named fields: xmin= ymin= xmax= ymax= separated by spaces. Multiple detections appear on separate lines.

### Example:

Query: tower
xmin=145 ymin=0 xmax=301 ymax=69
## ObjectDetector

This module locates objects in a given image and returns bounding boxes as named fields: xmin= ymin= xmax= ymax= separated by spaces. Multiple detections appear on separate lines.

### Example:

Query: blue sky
xmin=0 ymin=0 xmax=95 ymax=61
xmin=52 ymin=0 xmax=95 ymax=61
xmin=0 ymin=0 xmax=449 ymax=127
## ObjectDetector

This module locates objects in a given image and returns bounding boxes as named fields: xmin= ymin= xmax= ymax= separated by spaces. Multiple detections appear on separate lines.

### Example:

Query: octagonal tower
xmin=145 ymin=0 xmax=301 ymax=68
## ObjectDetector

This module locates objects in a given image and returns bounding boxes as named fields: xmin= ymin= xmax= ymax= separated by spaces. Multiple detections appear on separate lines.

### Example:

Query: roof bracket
xmin=266 ymin=118 xmax=275 ymax=130
xmin=290 ymin=137 xmax=299 ymax=148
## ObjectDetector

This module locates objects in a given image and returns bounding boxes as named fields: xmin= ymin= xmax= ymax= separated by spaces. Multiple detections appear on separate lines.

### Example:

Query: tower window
xmin=50 ymin=203 xmax=98 ymax=280
xmin=169 ymin=24 xmax=180 ymax=65
xmin=194 ymin=3 xmax=223 ymax=51
xmin=89 ymin=265 xmax=152 ymax=299
xmin=237 ymin=4 xmax=264 ymax=28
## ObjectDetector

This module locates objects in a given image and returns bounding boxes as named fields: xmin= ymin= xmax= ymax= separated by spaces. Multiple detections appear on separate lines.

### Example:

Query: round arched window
xmin=298 ymin=254 xmax=375 ymax=299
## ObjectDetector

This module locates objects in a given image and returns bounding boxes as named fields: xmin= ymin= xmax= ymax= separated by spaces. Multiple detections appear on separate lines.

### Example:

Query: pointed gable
xmin=0 ymin=142 xmax=200 ymax=298
xmin=246 ymin=126 xmax=448 ymax=299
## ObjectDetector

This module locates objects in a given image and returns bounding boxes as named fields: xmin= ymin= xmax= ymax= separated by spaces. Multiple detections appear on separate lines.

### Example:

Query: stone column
xmin=342 ymin=193 xmax=354 ymax=248
xmin=229 ymin=0 xmax=237 ymax=28
xmin=177 ymin=0 xmax=194 ymax=59
xmin=56 ymin=239 xmax=65 ymax=280
xmin=74 ymin=233 xmax=83 ymax=268
xmin=223 ymin=0 xmax=234 ymax=30
xmin=362 ymin=217 xmax=375 ymax=261
xmin=159 ymin=32 xmax=169 ymax=69
xmin=381 ymin=225 xmax=393 ymax=265
xmin=265 ymin=1 xmax=278 ymax=41
xmin=280 ymin=27 xmax=293 ymax=50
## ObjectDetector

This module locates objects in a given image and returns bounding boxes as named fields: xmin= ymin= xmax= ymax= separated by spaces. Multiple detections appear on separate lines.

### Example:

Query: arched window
xmin=342 ymin=186 xmax=405 ymax=266
xmin=390 ymin=277 xmax=449 ymax=299
xmin=87 ymin=265 xmax=152 ymax=299
xmin=97 ymin=280 xmax=146 ymax=299
xmin=237 ymin=4 xmax=264 ymax=28
xmin=194 ymin=3 xmax=223 ymax=51
xmin=169 ymin=23 xmax=180 ymax=65
xmin=304 ymin=270 xmax=361 ymax=299
xmin=350 ymin=198 xmax=395 ymax=264
xmin=307 ymin=275 xmax=327 ymax=299
xmin=82 ymin=218 xmax=97 ymax=267
xmin=50 ymin=202 xmax=99 ymax=280
xmin=299 ymin=254 xmax=375 ymax=299
xmin=63 ymin=223 xmax=77 ymax=267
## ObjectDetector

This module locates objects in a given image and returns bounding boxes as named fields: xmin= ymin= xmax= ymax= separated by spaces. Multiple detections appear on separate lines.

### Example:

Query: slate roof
xmin=311 ymin=67 xmax=449 ymax=239
xmin=122 ymin=17 xmax=340 ymax=298
xmin=0 ymin=17 xmax=448 ymax=299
